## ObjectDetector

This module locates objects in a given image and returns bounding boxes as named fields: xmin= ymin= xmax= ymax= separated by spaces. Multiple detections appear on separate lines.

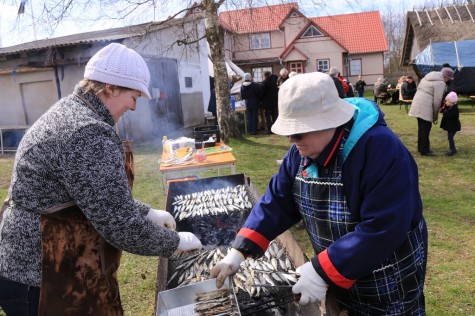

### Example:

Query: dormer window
xmin=301 ymin=25 xmax=323 ymax=38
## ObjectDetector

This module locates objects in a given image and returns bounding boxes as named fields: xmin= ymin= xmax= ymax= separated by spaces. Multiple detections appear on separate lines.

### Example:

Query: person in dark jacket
xmin=440 ymin=92 xmax=461 ymax=156
xmin=211 ymin=72 xmax=427 ymax=315
xmin=328 ymin=67 xmax=345 ymax=98
xmin=401 ymin=76 xmax=417 ymax=100
xmin=343 ymin=78 xmax=354 ymax=97
xmin=260 ymin=71 xmax=279 ymax=134
xmin=241 ymin=73 xmax=261 ymax=135
xmin=354 ymin=75 xmax=366 ymax=97
xmin=207 ymin=76 xmax=217 ymax=124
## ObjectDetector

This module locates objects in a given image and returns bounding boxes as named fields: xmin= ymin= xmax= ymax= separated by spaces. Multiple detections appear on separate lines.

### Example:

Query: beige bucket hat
xmin=271 ymin=72 xmax=355 ymax=135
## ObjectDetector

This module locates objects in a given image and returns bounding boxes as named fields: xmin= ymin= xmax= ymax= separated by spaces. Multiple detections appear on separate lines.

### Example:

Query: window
xmin=349 ymin=59 xmax=362 ymax=76
xmin=301 ymin=25 xmax=323 ymax=38
xmin=252 ymin=67 xmax=272 ymax=82
xmin=317 ymin=59 xmax=329 ymax=72
xmin=289 ymin=62 xmax=303 ymax=74
xmin=250 ymin=33 xmax=270 ymax=50
xmin=290 ymin=12 xmax=300 ymax=18
xmin=185 ymin=77 xmax=192 ymax=88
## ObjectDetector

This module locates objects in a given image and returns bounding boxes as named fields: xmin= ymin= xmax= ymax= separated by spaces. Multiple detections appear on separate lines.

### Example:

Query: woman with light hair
xmin=328 ymin=67 xmax=345 ymax=98
xmin=277 ymin=68 xmax=289 ymax=89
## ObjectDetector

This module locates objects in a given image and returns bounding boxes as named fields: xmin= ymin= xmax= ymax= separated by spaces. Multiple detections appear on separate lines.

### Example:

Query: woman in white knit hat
xmin=211 ymin=72 xmax=427 ymax=315
xmin=0 ymin=43 xmax=201 ymax=315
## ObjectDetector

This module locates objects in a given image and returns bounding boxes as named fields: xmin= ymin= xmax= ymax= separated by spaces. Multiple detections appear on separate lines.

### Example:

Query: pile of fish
xmin=234 ymin=241 xmax=299 ymax=298
xmin=171 ymin=185 xmax=253 ymax=220
xmin=194 ymin=288 xmax=240 ymax=316
xmin=167 ymin=241 xmax=300 ymax=298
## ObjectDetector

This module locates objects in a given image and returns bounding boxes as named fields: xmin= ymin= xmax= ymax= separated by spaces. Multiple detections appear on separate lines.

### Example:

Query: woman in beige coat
xmin=408 ymin=67 xmax=454 ymax=156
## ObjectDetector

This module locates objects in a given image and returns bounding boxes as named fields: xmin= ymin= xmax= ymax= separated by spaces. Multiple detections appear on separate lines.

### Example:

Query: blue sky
xmin=0 ymin=0 xmax=426 ymax=48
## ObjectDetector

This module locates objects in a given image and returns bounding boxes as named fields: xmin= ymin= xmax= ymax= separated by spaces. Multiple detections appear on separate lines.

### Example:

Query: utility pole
xmin=30 ymin=0 xmax=38 ymax=41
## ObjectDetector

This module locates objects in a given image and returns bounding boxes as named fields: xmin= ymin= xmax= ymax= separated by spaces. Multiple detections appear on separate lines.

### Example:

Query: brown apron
xmin=37 ymin=138 xmax=135 ymax=316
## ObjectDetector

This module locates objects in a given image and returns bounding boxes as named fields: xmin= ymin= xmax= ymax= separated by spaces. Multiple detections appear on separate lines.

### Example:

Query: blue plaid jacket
xmin=233 ymin=98 xmax=426 ymax=288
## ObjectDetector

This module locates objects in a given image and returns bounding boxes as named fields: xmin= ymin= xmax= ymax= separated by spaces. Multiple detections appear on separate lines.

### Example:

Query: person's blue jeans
xmin=0 ymin=277 xmax=40 ymax=316
xmin=358 ymin=90 xmax=364 ymax=97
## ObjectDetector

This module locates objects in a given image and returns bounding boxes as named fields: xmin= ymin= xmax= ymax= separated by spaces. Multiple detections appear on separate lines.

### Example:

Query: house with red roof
xmin=219 ymin=3 xmax=388 ymax=86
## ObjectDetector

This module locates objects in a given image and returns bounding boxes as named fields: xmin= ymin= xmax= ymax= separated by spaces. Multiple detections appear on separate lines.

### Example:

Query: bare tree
xmin=201 ymin=0 xmax=241 ymax=141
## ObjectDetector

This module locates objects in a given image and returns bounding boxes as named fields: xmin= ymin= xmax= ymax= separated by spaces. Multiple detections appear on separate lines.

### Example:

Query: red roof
xmin=220 ymin=4 xmax=388 ymax=54
xmin=219 ymin=3 xmax=298 ymax=34
xmin=312 ymin=11 xmax=388 ymax=53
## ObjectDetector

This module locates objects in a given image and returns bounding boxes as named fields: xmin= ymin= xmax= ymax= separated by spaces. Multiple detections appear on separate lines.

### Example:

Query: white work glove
xmin=145 ymin=208 xmax=176 ymax=230
xmin=177 ymin=232 xmax=202 ymax=252
xmin=210 ymin=248 xmax=245 ymax=288
xmin=292 ymin=261 xmax=328 ymax=305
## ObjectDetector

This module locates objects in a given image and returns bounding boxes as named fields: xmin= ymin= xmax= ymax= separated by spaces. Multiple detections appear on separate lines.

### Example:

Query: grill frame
xmin=155 ymin=173 xmax=337 ymax=315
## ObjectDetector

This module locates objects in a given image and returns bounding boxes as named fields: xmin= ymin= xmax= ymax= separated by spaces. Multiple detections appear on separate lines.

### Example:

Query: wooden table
xmin=234 ymin=106 xmax=247 ymax=134
xmin=159 ymin=142 xmax=236 ymax=193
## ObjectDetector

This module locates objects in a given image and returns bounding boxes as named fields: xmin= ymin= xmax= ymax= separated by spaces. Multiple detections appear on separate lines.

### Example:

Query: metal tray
xmin=156 ymin=277 xmax=239 ymax=316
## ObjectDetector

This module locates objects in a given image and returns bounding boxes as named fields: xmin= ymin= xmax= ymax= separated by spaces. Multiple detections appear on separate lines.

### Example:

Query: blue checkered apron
xmin=293 ymin=140 xmax=426 ymax=315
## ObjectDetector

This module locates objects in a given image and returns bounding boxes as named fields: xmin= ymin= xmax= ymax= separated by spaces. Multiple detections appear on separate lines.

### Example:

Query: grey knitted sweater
xmin=0 ymin=86 xmax=179 ymax=287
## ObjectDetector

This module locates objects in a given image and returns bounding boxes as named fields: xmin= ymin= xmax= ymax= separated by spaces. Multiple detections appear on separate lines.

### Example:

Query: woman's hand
xmin=145 ymin=209 xmax=176 ymax=230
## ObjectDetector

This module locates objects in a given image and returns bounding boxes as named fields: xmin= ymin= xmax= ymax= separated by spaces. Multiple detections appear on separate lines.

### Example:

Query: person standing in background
xmin=401 ymin=76 xmax=417 ymax=100
xmin=241 ymin=72 xmax=261 ymax=135
xmin=328 ymin=67 xmax=345 ymax=98
xmin=355 ymin=75 xmax=366 ymax=97
xmin=277 ymin=68 xmax=289 ymax=89
xmin=344 ymin=78 xmax=354 ymax=97
xmin=409 ymin=67 xmax=454 ymax=156
xmin=439 ymin=91 xmax=461 ymax=156
xmin=260 ymin=71 xmax=279 ymax=134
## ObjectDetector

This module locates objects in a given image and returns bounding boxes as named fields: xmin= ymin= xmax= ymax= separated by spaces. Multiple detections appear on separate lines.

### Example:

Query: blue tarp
xmin=412 ymin=40 xmax=475 ymax=94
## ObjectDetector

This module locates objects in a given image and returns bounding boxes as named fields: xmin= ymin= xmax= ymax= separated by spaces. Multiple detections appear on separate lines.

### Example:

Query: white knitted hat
xmin=271 ymin=72 xmax=355 ymax=135
xmin=84 ymin=43 xmax=151 ymax=99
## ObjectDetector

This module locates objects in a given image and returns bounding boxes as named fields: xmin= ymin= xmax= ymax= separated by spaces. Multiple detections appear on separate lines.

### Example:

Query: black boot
xmin=445 ymin=149 xmax=457 ymax=156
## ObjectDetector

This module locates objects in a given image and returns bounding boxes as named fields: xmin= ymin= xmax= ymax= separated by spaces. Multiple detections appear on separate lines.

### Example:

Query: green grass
xmin=0 ymin=98 xmax=474 ymax=315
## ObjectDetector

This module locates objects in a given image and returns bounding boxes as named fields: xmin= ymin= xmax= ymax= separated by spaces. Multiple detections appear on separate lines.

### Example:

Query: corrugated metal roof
xmin=0 ymin=16 xmax=202 ymax=56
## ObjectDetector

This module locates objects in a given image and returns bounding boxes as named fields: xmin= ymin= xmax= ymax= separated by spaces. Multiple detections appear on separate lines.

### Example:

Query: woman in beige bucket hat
xmin=212 ymin=72 xmax=427 ymax=314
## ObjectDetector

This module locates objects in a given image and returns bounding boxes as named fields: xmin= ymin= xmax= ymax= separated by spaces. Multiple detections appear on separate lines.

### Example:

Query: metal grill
xmin=160 ymin=174 xmax=322 ymax=316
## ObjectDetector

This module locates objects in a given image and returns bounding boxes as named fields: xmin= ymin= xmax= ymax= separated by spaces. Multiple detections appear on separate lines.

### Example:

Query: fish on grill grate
xmin=172 ymin=185 xmax=253 ymax=220
xmin=167 ymin=241 xmax=299 ymax=298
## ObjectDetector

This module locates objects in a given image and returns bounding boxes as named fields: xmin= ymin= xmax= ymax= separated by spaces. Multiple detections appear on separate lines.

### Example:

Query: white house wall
xmin=124 ymin=19 xmax=209 ymax=129
xmin=0 ymin=69 xmax=57 ymax=126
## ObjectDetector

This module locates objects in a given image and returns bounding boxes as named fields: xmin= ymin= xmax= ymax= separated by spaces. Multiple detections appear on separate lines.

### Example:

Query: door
xmin=20 ymin=80 xmax=57 ymax=125
xmin=147 ymin=58 xmax=183 ymax=136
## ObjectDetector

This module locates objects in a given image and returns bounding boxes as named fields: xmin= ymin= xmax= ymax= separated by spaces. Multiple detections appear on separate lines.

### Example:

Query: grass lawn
xmin=0 ymin=97 xmax=474 ymax=315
